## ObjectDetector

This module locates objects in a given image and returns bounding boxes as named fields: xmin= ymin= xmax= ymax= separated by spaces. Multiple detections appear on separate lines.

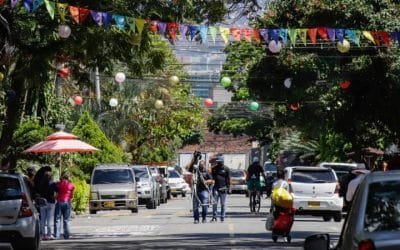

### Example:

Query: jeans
xmin=40 ymin=202 xmax=55 ymax=237
xmin=193 ymin=190 xmax=209 ymax=221
xmin=54 ymin=201 xmax=72 ymax=239
xmin=212 ymin=190 xmax=227 ymax=220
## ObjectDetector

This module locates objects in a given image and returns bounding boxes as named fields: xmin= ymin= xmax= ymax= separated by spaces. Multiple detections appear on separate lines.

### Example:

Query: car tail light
xmin=18 ymin=192 xmax=33 ymax=218
xmin=358 ymin=239 xmax=375 ymax=250
xmin=334 ymin=182 xmax=340 ymax=194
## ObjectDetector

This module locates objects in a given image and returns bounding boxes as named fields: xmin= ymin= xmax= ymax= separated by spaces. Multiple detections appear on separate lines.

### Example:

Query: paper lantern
xmin=340 ymin=80 xmax=351 ymax=89
xmin=74 ymin=96 xmax=83 ymax=106
xmin=268 ymin=41 xmax=282 ymax=53
xmin=337 ymin=39 xmax=350 ymax=53
xmin=249 ymin=101 xmax=259 ymax=111
xmin=58 ymin=24 xmax=71 ymax=38
xmin=58 ymin=67 xmax=70 ymax=78
xmin=220 ymin=76 xmax=232 ymax=88
xmin=290 ymin=103 xmax=300 ymax=111
xmin=0 ymin=72 xmax=4 ymax=81
xmin=284 ymin=78 xmax=292 ymax=88
xmin=115 ymin=72 xmax=126 ymax=83
xmin=169 ymin=75 xmax=179 ymax=85
xmin=154 ymin=100 xmax=163 ymax=109
xmin=109 ymin=98 xmax=118 ymax=107
xmin=204 ymin=98 xmax=213 ymax=108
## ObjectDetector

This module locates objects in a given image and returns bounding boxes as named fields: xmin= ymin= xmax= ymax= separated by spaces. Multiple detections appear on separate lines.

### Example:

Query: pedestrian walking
xmin=54 ymin=172 xmax=75 ymax=239
xmin=211 ymin=155 xmax=230 ymax=222
xmin=36 ymin=171 xmax=57 ymax=240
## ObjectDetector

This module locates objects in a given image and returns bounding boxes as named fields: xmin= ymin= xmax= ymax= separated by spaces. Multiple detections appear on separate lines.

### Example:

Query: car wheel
xmin=131 ymin=207 xmax=139 ymax=213
xmin=172 ymin=194 xmax=178 ymax=198
xmin=146 ymin=199 xmax=155 ymax=209
xmin=322 ymin=215 xmax=332 ymax=221
xmin=15 ymin=236 xmax=38 ymax=250
xmin=182 ymin=192 xmax=186 ymax=198
xmin=167 ymin=191 xmax=171 ymax=199
xmin=333 ymin=212 xmax=342 ymax=222
xmin=89 ymin=210 xmax=97 ymax=215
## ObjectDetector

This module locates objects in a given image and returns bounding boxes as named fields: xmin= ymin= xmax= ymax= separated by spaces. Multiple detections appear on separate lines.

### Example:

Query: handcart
xmin=271 ymin=207 xmax=295 ymax=243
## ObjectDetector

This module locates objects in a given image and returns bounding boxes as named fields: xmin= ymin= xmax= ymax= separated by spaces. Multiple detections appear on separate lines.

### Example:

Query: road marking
xmin=72 ymin=225 xmax=160 ymax=238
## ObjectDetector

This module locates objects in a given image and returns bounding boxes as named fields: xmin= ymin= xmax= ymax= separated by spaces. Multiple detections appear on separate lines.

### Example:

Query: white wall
xmin=178 ymin=153 xmax=247 ymax=170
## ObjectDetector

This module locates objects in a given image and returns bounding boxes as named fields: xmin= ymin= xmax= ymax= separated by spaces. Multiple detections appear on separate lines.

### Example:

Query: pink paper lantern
xmin=204 ymin=98 xmax=213 ymax=108
xmin=74 ymin=96 xmax=83 ymax=106
xmin=58 ymin=67 xmax=70 ymax=78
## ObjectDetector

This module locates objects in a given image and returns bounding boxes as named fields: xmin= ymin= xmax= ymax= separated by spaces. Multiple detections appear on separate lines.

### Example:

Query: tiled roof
xmin=178 ymin=130 xmax=253 ymax=154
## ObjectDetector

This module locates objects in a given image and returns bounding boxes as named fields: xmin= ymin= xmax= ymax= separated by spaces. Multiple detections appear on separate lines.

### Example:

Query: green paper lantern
xmin=220 ymin=76 xmax=232 ymax=87
xmin=249 ymin=101 xmax=259 ymax=111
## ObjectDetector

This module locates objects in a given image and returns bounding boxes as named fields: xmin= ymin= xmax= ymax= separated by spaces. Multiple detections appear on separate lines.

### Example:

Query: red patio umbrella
xmin=24 ymin=131 xmax=99 ymax=176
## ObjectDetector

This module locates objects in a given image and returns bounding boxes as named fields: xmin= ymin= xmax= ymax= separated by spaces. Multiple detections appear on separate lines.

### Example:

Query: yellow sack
xmin=272 ymin=187 xmax=293 ymax=208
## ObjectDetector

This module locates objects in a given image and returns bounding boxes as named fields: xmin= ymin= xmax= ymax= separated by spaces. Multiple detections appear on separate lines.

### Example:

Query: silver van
xmin=89 ymin=164 xmax=138 ymax=214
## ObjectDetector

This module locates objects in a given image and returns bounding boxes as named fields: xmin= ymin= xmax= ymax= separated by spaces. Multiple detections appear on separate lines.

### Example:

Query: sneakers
xmin=210 ymin=217 xmax=217 ymax=222
xmin=202 ymin=218 xmax=206 ymax=223
xmin=194 ymin=220 xmax=199 ymax=224
xmin=220 ymin=218 xmax=225 ymax=223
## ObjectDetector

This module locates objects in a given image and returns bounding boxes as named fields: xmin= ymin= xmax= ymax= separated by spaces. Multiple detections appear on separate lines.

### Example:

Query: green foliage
xmin=72 ymin=112 xmax=124 ymax=176
xmin=71 ymin=176 xmax=89 ymax=214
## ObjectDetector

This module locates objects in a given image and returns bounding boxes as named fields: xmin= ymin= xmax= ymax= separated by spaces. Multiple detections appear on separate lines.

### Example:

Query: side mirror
xmin=304 ymin=234 xmax=330 ymax=250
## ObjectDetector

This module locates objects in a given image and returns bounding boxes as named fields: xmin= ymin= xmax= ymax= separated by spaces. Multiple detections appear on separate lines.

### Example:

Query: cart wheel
xmin=272 ymin=236 xmax=278 ymax=243
xmin=286 ymin=235 xmax=291 ymax=243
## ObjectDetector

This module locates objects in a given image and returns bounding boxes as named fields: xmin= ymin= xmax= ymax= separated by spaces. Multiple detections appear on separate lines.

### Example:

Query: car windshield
xmin=364 ymin=180 xmax=400 ymax=233
xmin=264 ymin=163 xmax=277 ymax=172
xmin=0 ymin=176 xmax=22 ymax=200
xmin=133 ymin=168 xmax=149 ymax=178
xmin=231 ymin=170 xmax=244 ymax=178
xmin=169 ymin=170 xmax=180 ymax=178
xmin=291 ymin=169 xmax=336 ymax=183
xmin=92 ymin=169 xmax=133 ymax=184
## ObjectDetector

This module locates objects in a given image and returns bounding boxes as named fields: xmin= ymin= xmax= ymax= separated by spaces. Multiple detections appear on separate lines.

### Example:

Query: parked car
xmin=148 ymin=166 xmax=168 ymax=204
xmin=230 ymin=169 xmax=247 ymax=194
xmin=89 ymin=164 xmax=139 ymax=214
xmin=131 ymin=165 xmax=159 ymax=209
xmin=168 ymin=169 xmax=189 ymax=197
xmin=285 ymin=166 xmax=343 ymax=222
xmin=264 ymin=161 xmax=278 ymax=176
xmin=0 ymin=171 xmax=41 ymax=250
xmin=304 ymin=170 xmax=400 ymax=250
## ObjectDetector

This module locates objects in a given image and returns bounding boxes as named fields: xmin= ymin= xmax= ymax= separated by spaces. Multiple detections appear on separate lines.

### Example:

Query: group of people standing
xmin=186 ymin=153 xmax=231 ymax=224
xmin=24 ymin=166 xmax=75 ymax=240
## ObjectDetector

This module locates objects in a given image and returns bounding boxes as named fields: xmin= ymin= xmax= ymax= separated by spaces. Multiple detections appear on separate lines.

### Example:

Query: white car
xmin=284 ymin=166 xmax=343 ymax=222
xmin=168 ymin=169 xmax=189 ymax=197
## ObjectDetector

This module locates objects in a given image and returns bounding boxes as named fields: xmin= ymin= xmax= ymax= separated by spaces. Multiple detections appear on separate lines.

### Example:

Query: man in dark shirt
xmin=211 ymin=155 xmax=231 ymax=222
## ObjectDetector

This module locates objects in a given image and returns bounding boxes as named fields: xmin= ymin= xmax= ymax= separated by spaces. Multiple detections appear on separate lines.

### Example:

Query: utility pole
xmin=95 ymin=67 xmax=101 ymax=107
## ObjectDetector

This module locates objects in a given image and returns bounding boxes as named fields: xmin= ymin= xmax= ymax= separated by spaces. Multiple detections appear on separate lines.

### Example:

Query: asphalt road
xmin=41 ymin=194 xmax=343 ymax=250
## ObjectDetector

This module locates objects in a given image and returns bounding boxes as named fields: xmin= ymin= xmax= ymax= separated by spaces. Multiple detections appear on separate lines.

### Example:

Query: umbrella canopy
xmin=24 ymin=131 xmax=99 ymax=153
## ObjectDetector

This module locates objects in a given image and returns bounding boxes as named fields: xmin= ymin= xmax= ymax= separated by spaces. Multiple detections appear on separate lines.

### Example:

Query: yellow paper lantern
xmin=337 ymin=39 xmax=350 ymax=53
xmin=155 ymin=100 xmax=163 ymax=109
xmin=0 ymin=72 xmax=4 ymax=81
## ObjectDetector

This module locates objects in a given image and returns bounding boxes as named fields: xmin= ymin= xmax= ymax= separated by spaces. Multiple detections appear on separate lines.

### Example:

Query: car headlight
xmin=127 ymin=191 xmax=136 ymax=199
xmin=90 ymin=192 xmax=99 ymax=200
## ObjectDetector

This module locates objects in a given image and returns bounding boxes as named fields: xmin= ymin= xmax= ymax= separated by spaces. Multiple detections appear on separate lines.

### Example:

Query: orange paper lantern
xmin=204 ymin=98 xmax=213 ymax=108
xmin=340 ymin=80 xmax=351 ymax=89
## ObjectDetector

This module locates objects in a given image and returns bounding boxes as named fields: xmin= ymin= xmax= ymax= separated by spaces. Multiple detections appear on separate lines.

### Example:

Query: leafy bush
xmin=71 ymin=177 xmax=89 ymax=214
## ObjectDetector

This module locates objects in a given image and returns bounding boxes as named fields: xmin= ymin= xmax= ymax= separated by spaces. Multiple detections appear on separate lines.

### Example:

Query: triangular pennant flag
xmin=90 ymin=10 xmax=102 ymax=26
xmin=11 ymin=0 xmax=18 ymax=8
xmin=345 ymin=29 xmax=356 ymax=44
xmin=327 ymin=28 xmax=336 ymax=42
xmin=219 ymin=27 xmax=230 ymax=45
xmin=102 ymin=13 xmax=112 ymax=27
xmin=188 ymin=25 xmax=199 ymax=41
xmin=392 ymin=32 xmax=400 ymax=44
xmin=253 ymin=29 xmax=261 ymax=43
xmin=158 ymin=22 xmax=167 ymax=35
xmin=57 ymin=3 xmax=68 ymax=23
xmin=167 ymin=22 xmax=178 ymax=43
xmin=299 ymin=29 xmax=308 ymax=45
xmin=78 ymin=8 xmax=90 ymax=24
xmin=308 ymin=28 xmax=317 ymax=44
xmin=32 ymin=0 xmax=42 ymax=12
xmin=69 ymin=6 xmax=80 ymax=24
xmin=23 ymin=0 xmax=31 ymax=13
xmin=259 ymin=29 xmax=269 ymax=43
xmin=126 ymin=17 xmax=135 ymax=34
xmin=199 ymin=25 xmax=208 ymax=43
xmin=149 ymin=21 xmax=158 ymax=33
xmin=269 ymin=29 xmax=280 ymax=43
xmin=113 ymin=14 xmax=126 ymax=30
xmin=372 ymin=32 xmax=381 ymax=46
xmin=135 ymin=18 xmax=145 ymax=35
xmin=230 ymin=28 xmax=241 ymax=41
xmin=288 ymin=28 xmax=297 ymax=46
xmin=280 ymin=28 xmax=288 ymax=44
xmin=179 ymin=24 xmax=188 ymax=40
xmin=375 ymin=31 xmax=390 ymax=46
xmin=354 ymin=30 xmax=361 ymax=46
xmin=336 ymin=29 xmax=344 ymax=42
xmin=209 ymin=26 xmax=217 ymax=43
xmin=317 ymin=27 xmax=328 ymax=40
xmin=241 ymin=28 xmax=252 ymax=42
xmin=363 ymin=31 xmax=376 ymax=44
xmin=44 ymin=0 xmax=55 ymax=19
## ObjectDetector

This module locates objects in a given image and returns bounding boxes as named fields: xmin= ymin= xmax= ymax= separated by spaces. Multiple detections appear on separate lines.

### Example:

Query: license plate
xmin=231 ymin=180 xmax=238 ymax=185
xmin=171 ymin=188 xmax=177 ymax=192
xmin=308 ymin=201 xmax=320 ymax=208
xmin=104 ymin=201 xmax=114 ymax=208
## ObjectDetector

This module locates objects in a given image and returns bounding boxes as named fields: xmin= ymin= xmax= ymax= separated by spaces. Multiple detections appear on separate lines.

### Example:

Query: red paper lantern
xmin=340 ymin=80 xmax=351 ymax=89
xmin=74 ymin=96 xmax=83 ymax=106
xmin=204 ymin=98 xmax=213 ymax=108
xmin=58 ymin=67 xmax=70 ymax=78
xmin=290 ymin=103 xmax=300 ymax=111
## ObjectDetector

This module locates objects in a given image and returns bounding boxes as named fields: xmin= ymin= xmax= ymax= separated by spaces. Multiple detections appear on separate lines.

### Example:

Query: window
xmin=364 ymin=181 xmax=400 ymax=232
xmin=0 ymin=177 xmax=22 ymax=200
xmin=133 ymin=168 xmax=149 ymax=178
xmin=264 ymin=163 xmax=277 ymax=172
xmin=168 ymin=170 xmax=180 ymax=178
xmin=291 ymin=170 xmax=336 ymax=183
xmin=231 ymin=170 xmax=244 ymax=178
xmin=92 ymin=169 xmax=133 ymax=184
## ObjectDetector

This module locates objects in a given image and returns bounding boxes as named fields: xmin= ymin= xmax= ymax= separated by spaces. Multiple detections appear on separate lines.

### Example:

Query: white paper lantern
xmin=169 ymin=75 xmax=179 ymax=85
xmin=154 ymin=100 xmax=163 ymax=109
xmin=58 ymin=24 xmax=71 ymax=38
xmin=268 ymin=41 xmax=282 ymax=53
xmin=115 ymin=72 xmax=126 ymax=83
xmin=109 ymin=98 xmax=118 ymax=107
xmin=284 ymin=78 xmax=292 ymax=88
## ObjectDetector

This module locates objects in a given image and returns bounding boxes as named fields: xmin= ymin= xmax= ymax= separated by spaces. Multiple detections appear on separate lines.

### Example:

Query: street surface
xmin=41 ymin=194 xmax=342 ymax=250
